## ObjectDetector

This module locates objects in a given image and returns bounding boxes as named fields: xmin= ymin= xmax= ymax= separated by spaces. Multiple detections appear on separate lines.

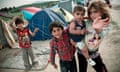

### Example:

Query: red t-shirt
xmin=16 ymin=28 xmax=31 ymax=48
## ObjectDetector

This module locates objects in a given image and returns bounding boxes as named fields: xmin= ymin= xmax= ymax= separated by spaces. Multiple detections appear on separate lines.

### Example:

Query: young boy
xmin=9 ymin=17 xmax=39 ymax=71
xmin=49 ymin=21 xmax=77 ymax=72
xmin=68 ymin=5 xmax=96 ymax=67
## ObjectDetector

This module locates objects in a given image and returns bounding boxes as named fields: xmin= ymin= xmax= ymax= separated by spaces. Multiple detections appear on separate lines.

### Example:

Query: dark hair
xmin=15 ymin=18 xmax=24 ymax=26
xmin=73 ymin=5 xmax=85 ymax=14
xmin=49 ymin=21 xmax=64 ymax=33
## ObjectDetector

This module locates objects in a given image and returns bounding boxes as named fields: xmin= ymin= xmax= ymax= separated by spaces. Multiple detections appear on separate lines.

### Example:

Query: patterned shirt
xmin=50 ymin=31 xmax=75 ymax=65
xmin=85 ymin=21 xmax=111 ymax=58
xmin=85 ymin=22 xmax=110 ymax=52
xmin=16 ymin=28 xmax=31 ymax=48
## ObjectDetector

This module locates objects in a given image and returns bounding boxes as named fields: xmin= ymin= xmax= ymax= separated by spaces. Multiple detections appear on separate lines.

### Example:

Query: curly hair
xmin=49 ymin=21 xmax=64 ymax=33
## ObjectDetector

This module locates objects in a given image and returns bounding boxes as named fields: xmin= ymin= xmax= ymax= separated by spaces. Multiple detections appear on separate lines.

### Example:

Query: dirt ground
xmin=0 ymin=4 xmax=120 ymax=72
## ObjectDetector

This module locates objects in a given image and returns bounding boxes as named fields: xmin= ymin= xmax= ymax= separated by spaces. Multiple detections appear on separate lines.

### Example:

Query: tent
xmin=0 ymin=19 xmax=16 ymax=48
xmin=28 ymin=9 xmax=67 ymax=41
xmin=21 ymin=7 xmax=74 ymax=23
xmin=51 ymin=7 xmax=74 ymax=23
xmin=21 ymin=7 xmax=42 ymax=20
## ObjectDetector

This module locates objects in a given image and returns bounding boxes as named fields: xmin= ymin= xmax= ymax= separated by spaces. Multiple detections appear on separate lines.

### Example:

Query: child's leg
xmin=28 ymin=47 xmax=38 ymax=66
xmin=70 ymin=56 xmax=77 ymax=72
xmin=76 ymin=41 xmax=96 ymax=66
xmin=92 ymin=55 xmax=107 ymax=72
xmin=81 ymin=46 xmax=89 ymax=59
xmin=81 ymin=46 xmax=96 ymax=66
xmin=77 ymin=52 xmax=87 ymax=72
xmin=22 ymin=48 xmax=31 ymax=70
xmin=59 ymin=60 xmax=69 ymax=72
xmin=76 ymin=41 xmax=89 ymax=59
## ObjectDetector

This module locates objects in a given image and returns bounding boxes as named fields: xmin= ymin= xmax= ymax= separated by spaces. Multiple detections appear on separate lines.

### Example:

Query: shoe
xmin=87 ymin=58 xmax=96 ymax=66
xmin=32 ymin=61 xmax=39 ymax=67
xmin=24 ymin=69 xmax=29 ymax=72
xmin=25 ymin=65 xmax=32 ymax=71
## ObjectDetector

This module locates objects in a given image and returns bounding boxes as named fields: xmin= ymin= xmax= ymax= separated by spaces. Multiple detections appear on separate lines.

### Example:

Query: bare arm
xmin=9 ymin=17 xmax=18 ymax=31
xmin=69 ymin=22 xmax=84 ymax=35
xmin=29 ymin=28 xmax=39 ymax=36
xmin=49 ymin=41 xmax=57 ymax=69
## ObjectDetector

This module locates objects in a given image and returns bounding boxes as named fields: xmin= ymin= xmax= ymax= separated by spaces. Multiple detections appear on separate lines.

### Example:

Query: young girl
xmin=79 ymin=0 xmax=111 ymax=72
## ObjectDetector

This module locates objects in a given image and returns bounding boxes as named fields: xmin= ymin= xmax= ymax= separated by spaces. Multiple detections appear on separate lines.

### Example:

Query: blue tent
xmin=22 ymin=10 xmax=34 ymax=20
xmin=28 ymin=9 xmax=67 ymax=41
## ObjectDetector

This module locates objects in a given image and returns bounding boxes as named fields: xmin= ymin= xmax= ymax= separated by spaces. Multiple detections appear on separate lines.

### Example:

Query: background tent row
xmin=27 ymin=9 xmax=67 ymax=41
xmin=21 ymin=7 xmax=73 ymax=41
xmin=21 ymin=7 xmax=42 ymax=20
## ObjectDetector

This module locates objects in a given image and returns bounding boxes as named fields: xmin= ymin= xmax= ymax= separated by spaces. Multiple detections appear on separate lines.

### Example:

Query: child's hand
xmin=53 ymin=64 xmax=58 ymax=69
xmin=92 ymin=17 xmax=110 ymax=30
xmin=34 ymin=28 xmax=39 ymax=33
xmin=81 ymin=29 xmax=86 ymax=34
xmin=70 ymin=39 xmax=76 ymax=46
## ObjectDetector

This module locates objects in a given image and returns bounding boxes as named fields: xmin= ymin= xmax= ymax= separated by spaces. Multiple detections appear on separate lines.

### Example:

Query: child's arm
xmin=81 ymin=28 xmax=86 ymax=34
xmin=9 ymin=16 xmax=18 ymax=31
xmin=29 ymin=28 xmax=39 ymax=36
xmin=69 ymin=22 xmax=83 ymax=35
xmin=49 ymin=41 xmax=57 ymax=69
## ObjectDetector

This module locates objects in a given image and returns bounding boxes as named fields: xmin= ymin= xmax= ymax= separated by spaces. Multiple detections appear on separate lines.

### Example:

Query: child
xmin=78 ymin=1 xmax=110 ymax=72
xmin=68 ymin=5 xmax=96 ymax=68
xmin=9 ymin=17 xmax=39 ymax=71
xmin=49 ymin=21 xmax=77 ymax=72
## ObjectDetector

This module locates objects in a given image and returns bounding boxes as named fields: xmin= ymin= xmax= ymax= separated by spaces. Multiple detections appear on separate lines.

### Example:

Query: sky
xmin=0 ymin=0 xmax=59 ymax=9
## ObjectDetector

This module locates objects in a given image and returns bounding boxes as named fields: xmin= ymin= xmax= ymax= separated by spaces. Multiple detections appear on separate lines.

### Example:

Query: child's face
xmin=51 ymin=27 xmax=63 ymax=39
xmin=89 ymin=7 xmax=102 ymax=20
xmin=17 ymin=23 xmax=24 ymax=29
xmin=73 ymin=11 xmax=85 ymax=22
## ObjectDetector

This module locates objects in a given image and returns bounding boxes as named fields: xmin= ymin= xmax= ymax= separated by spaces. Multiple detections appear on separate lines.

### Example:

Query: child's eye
xmin=53 ymin=30 xmax=56 ymax=32
xmin=52 ymin=28 xmax=61 ymax=33
xmin=76 ymin=12 xmax=84 ymax=16
xmin=57 ymin=29 xmax=60 ymax=31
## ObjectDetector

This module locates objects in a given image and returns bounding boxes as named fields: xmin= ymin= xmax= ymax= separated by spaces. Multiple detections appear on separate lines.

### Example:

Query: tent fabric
xmin=22 ymin=7 xmax=42 ymax=13
xmin=21 ymin=7 xmax=42 ymax=20
xmin=28 ymin=9 xmax=67 ymax=41
xmin=21 ymin=10 xmax=34 ymax=20
xmin=51 ymin=7 xmax=74 ymax=23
